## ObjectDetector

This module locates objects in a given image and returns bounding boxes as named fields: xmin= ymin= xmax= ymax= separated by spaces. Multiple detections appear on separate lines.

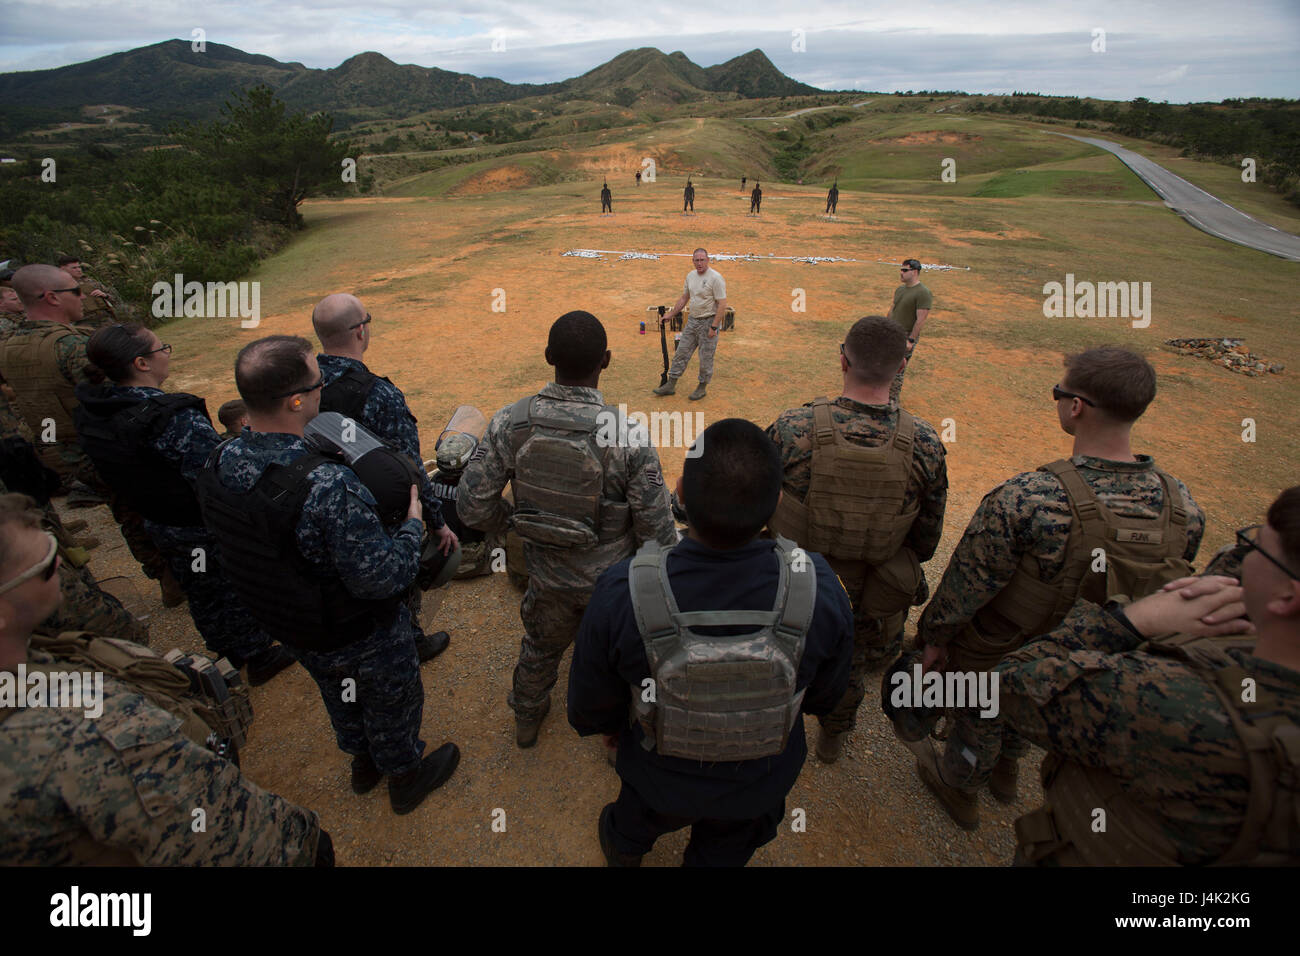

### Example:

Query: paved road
xmin=1053 ymin=133 xmax=1300 ymax=261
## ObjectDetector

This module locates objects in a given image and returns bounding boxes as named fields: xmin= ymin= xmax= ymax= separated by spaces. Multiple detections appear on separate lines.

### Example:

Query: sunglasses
xmin=0 ymin=532 xmax=60 ymax=595
xmin=137 ymin=344 xmax=172 ymax=358
xmin=1052 ymin=384 xmax=1096 ymax=407
xmin=348 ymin=313 xmax=372 ymax=331
xmin=1236 ymin=525 xmax=1299 ymax=581
xmin=272 ymin=375 xmax=325 ymax=400
xmin=840 ymin=342 xmax=852 ymax=367
xmin=51 ymin=286 xmax=84 ymax=296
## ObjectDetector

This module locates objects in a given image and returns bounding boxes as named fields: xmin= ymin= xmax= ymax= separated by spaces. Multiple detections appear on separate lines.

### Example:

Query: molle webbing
xmin=628 ymin=537 xmax=815 ymax=762
xmin=768 ymin=399 xmax=917 ymax=563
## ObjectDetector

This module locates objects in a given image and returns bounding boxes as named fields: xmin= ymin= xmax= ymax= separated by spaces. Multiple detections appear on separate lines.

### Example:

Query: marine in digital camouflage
xmin=917 ymin=453 xmax=1205 ymax=788
xmin=212 ymin=431 xmax=426 ymax=775
xmin=458 ymin=382 xmax=677 ymax=717
xmin=102 ymin=384 xmax=275 ymax=664
xmin=0 ymin=652 xmax=321 ymax=865
xmin=994 ymin=599 xmax=1299 ymax=865
xmin=765 ymin=396 xmax=948 ymax=731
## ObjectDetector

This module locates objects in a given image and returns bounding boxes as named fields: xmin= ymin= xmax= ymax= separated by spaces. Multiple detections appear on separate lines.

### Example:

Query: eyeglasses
xmin=348 ymin=313 xmax=372 ymax=331
xmin=0 ymin=532 xmax=60 ymax=595
xmin=1236 ymin=525 xmax=1299 ymax=581
xmin=271 ymin=375 xmax=325 ymax=400
xmin=137 ymin=344 xmax=172 ymax=358
xmin=899 ymin=267 xmax=913 ymax=272
xmin=1052 ymin=384 xmax=1096 ymax=407
xmin=840 ymin=342 xmax=852 ymax=367
xmin=50 ymin=286 xmax=84 ymax=296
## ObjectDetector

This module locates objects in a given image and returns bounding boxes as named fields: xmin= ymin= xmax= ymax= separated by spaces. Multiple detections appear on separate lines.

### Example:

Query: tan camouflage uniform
xmin=458 ymin=383 xmax=678 ymax=718
xmin=765 ymin=397 xmax=948 ymax=732
xmin=0 ymin=650 xmax=321 ymax=865
xmin=995 ymin=599 xmax=1299 ymax=865
xmin=917 ymin=454 xmax=1204 ymax=788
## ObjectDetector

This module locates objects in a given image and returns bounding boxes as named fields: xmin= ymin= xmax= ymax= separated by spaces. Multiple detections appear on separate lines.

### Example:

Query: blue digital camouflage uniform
xmin=765 ymin=396 xmax=948 ymax=732
xmin=0 ymin=651 xmax=321 ymax=865
xmin=916 ymin=453 xmax=1204 ymax=790
xmin=994 ymin=599 xmax=1299 ymax=865
xmin=317 ymin=353 xmax=446 ymax=648
xmin=103 ymin=385 xmax=276 ymax=665
xmin=458 ymin=382 xmax=678 ymax=720
xmin=212 ymin=430 xmax=426 ymax=775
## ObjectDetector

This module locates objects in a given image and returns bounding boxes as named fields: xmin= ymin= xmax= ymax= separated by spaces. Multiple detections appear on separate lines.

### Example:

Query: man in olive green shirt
xmin=886 ymin=258 xmax=932 ymax=403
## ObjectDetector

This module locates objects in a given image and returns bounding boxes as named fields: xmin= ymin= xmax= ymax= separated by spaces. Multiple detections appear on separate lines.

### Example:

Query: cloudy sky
xmin=3 ymin=0 xmax=1296 ymax=102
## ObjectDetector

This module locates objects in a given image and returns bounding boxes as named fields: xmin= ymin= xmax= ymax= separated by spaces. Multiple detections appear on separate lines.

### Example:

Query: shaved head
xmin=12 ymin=264 xmax=73 ymax=307
xmin=312 ymin=293 xmax=366 ymax=349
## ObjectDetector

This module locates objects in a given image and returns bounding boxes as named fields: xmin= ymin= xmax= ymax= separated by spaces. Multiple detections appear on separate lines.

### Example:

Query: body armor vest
xmin=319 ymin=365 xmax=393 ymax=424
xmin=0 ymin=323 xmax=93 ymax=447
xmin=959 ymin=459 xmax=1194 ymax=669
xmin=506 ymin=394 xmax=630 ymax=549
xmin=1015 ymin=633 xmax=1299 ymax=866
xmin=628 ymin=536 xmax=816 ymax=762
xmin=73 ymin=388 xmax=208 ymax=526
xmin=769 ymin=399 xmax=918 ymax=563
xmin=196 ymin=447 xmax=402 ymax=651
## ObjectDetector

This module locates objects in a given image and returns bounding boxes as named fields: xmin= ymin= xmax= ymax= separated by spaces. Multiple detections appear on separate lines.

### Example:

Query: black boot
xmin=415 ymin=630 xmax=451 ymax=662
xmin=389 ymin=743 xmax=460 ymax=815
xmin=245 ymin=645 xmax=296 ymax=686
xmin=351 ymin=754 xmax=382 ymax=794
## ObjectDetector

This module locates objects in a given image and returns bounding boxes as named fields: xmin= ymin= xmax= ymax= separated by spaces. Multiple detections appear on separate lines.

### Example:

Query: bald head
xmin=12 ymin=264 xmax=82 ymax=323
xmin=312 ymin=293 xmax=367 ymax=351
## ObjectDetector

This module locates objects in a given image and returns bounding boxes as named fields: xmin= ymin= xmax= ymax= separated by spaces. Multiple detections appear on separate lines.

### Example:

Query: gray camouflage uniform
xmin=458 ymin=383 xmax=677 ymax=719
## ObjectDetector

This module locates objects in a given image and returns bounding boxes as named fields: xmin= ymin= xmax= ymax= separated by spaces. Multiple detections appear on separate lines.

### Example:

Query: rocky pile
xmin=1165 ymin=338 xmax=1284 ymax=376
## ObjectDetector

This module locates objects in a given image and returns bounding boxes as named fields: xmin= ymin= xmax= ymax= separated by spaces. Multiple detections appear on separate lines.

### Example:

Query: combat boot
xmin=159 ymin=567 xmax=186 ymax=608
xmin=351 ymin=753 xmax=382 ymax=794
xmin=515 ymin=696 xmax=551 ymax=749
xmin=815 ymin=727 xmax=845 ymax=764
xmin=415 ymin=630 xmax=450 ymax=662
xmin=598 ymin=803 xmax=643 ymax=867
xmin=389 ymin=743 xmax=460 ymax=814
xmin=989 ymin=756 xmax=1020 ymax=804
xmin=916 ymin=746 xmax=979 ymax=831
xmin=687 ymin=383 xmax=707 ymax=401
xmin=245 ymin=644 xmax=296 ymax=686
xmin=652 ymin=377 xmax=678 ymax=396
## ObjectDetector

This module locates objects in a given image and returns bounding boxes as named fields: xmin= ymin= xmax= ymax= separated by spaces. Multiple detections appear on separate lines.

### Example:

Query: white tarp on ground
xmin=561 ymin=249 xmax=969 ymax=271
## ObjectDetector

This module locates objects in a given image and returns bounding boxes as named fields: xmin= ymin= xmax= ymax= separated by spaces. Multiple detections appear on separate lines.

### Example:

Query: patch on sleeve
xmin=646 ymin=467 xmax=663 ymax=487
xmin=469 ymin=444 xmax=488 ymax=463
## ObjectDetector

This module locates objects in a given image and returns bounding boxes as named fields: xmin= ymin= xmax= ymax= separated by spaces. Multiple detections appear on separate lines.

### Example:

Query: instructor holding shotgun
xmin=652 ymin=249 xmax=728 ymax=402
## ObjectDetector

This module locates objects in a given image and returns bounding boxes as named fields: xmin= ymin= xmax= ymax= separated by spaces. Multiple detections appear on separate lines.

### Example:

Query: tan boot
xmin=815 ymin=727 xmax=845 ymax=764
xmin=652 ymin=377 xmax=678 ymax=396
xmin=515 ymin=697 xmax=551 ymax=749
xmin=916 ymin=747 xmax=979 ymax=831
xmin=688 ymin=383 xmax=707 ymax=401
xmin=989 ymin=756 xmax=1020 ymax=804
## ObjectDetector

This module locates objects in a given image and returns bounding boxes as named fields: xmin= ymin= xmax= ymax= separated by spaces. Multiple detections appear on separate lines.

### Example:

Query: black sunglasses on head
xmin=50 ymin=286 xmax=84 ymax=296
xmin=1236 ymin=525 xmax=1300 ymax=581
xmin=272 ymin=375 xmax=325 ymax=400
xmin=348 ymin=313 xmax=372 ymax=331
xmin=1052 ymin=384 xmax=1096 ymax=407
xmin=137 ymin=344 xmax=172 ymax=358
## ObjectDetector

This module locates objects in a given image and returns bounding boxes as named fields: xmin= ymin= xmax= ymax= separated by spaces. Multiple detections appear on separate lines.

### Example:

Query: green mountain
xmin=0 ymin=40 xmax=824 ymax=130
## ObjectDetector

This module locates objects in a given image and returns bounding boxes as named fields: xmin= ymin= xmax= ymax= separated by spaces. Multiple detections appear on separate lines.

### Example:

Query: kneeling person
xmin=568 ymin=419 xmax=854 ymax=866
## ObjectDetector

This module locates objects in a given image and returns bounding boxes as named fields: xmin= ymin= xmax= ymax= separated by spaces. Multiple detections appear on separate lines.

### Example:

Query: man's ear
xmin=601 ymin=350 xmax=611 ymax=371
xmin=544 ymin=346 xmax=555 ymax=368
xmin=1267 ymin=580 xmax=1300 ymax=620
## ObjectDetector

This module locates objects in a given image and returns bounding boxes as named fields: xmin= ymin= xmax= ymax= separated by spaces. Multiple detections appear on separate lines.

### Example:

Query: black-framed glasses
xmin=137 ymin=344 xmax=172 ymax=358
xmin=1052 ymin=384 xmax=1096 ymax=407
xmin=1236 ymin=525 xmax=1300 ymax=581
xmin=840 ymin=342 xmax=851 ymax=366
xmin=271 ymin=375 xmax=325 ymax=400
xmin=348 ymin=313 xmax=372 ymax=331
xmin=50 ymin=286 xmax=84 ymax=296
xmin=0 ymin=532 xmax=59 ymax=595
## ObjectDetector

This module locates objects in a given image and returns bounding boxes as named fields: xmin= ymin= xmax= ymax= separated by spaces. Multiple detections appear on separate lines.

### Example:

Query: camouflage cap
xmin=436 ymin=433 xmax=477 ymax=472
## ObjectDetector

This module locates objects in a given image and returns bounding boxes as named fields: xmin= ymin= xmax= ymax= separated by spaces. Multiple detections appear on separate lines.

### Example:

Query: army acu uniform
xmin=995 ymin=600 xmax=1299 ymax=865
xmin=0 ymin=642 xmax=325 ymax=865
xmin=888 ymin=281 xmax=932 ymax=403
xmin=74 ymin=382 xmax=282 ymax=670
xmin=0 ymin=317 xmax=169 ymax=587
xmin=198 ymin=431 xmax=429 ymax=781
xmin=662 ymin=267 xmax=726 ymax=395
xmin=318 ymin=352 xmax=449 ymax=652
xmin=913 ymin=454 xmax=1204 ymax=817
xmin=766 ymin=397 xmax=948 ymax=740
xmin=458 ymin=383 xmax=677 ymax=728
xmin=568 ymin=534 xmax=854 ymax=865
